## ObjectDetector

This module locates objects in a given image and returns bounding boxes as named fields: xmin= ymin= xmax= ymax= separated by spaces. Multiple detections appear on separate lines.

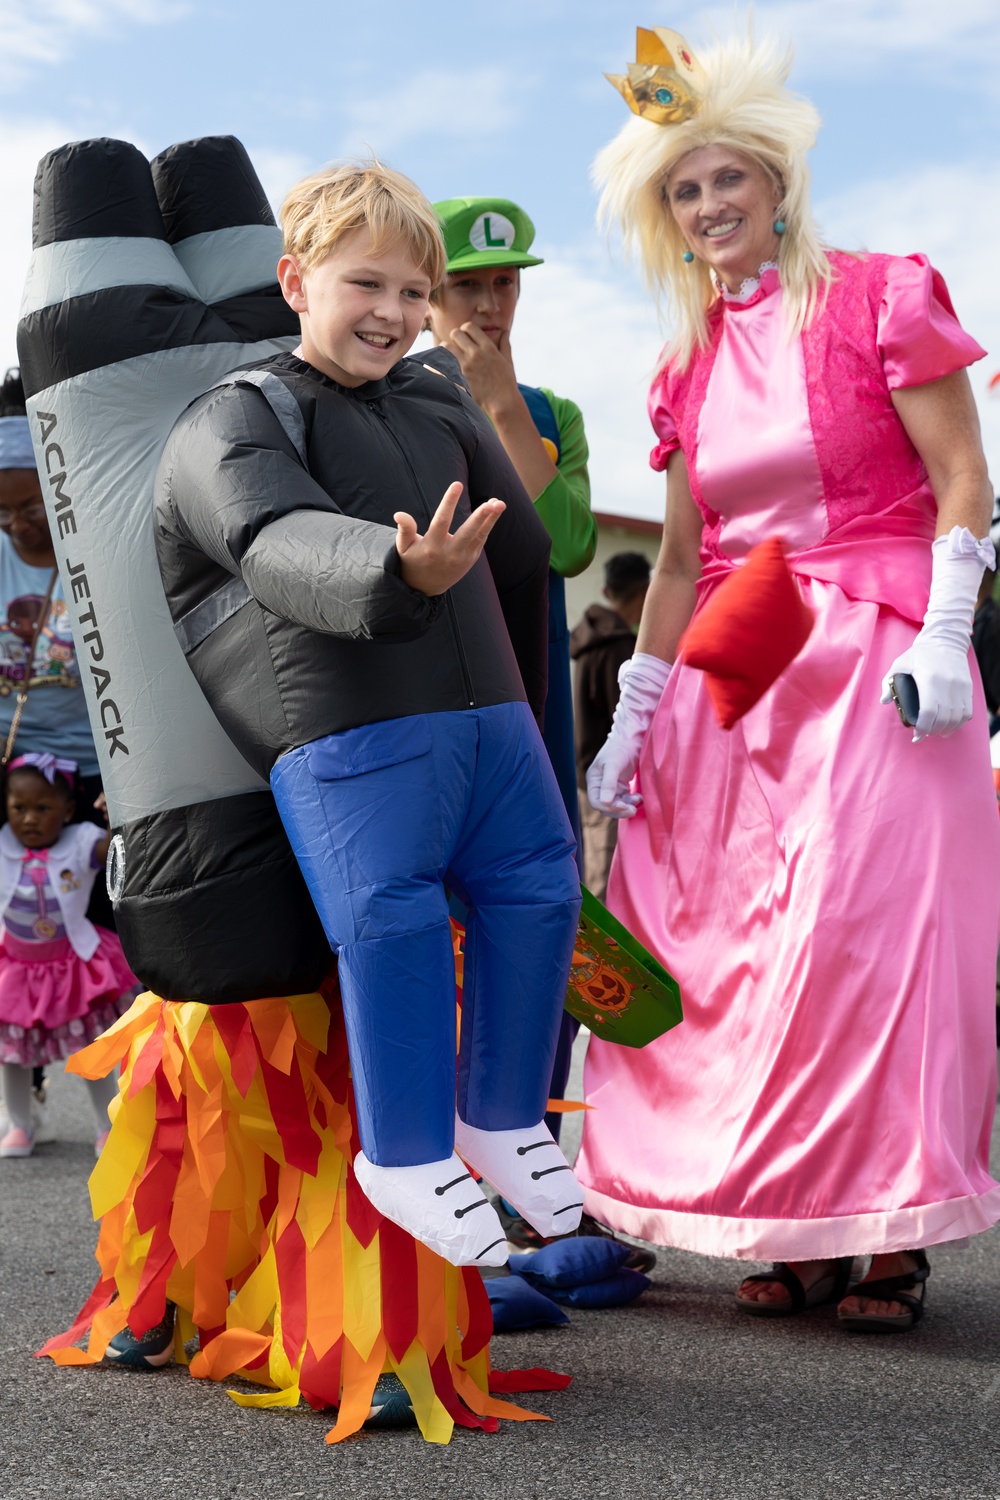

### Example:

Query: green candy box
xmin=564 ymin=887 xmax=683 ymax=1048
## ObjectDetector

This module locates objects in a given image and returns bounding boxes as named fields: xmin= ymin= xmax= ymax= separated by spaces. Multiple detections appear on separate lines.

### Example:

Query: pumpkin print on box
xmin=564 ymin=888 xmax=683 ymax=1048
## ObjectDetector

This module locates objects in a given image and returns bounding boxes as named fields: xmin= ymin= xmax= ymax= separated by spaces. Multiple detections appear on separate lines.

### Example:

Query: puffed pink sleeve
xmin=648 ymin=366 xmax=681 ymax=472
xmin=877 ymin=254 xmax=985 ymax=390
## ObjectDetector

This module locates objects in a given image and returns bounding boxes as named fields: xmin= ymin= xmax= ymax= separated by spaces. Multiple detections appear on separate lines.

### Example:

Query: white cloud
xmin=342 ymin=67 xmax=528 ymax=154
xmin=511 ymin=253 xmax=668 ymax=523
xmin=819 ymin=161 xmax=1000 ymax=486
xmin=696 ymin=0 xmax=1000 ymax=73
xmin=248 ymin=147 xmax=313 ymax=216
xmin=0 ymin=115 xmax=77 ymax=369
xmin=0 ymin=0 xmax=186 ymax=91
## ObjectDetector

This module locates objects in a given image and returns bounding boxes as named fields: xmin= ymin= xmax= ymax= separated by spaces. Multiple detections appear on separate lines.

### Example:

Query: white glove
xmin=587 ymin=652 xmax=672 ymax=817
xmin=880 ymin=525 xmax=995 ymax=742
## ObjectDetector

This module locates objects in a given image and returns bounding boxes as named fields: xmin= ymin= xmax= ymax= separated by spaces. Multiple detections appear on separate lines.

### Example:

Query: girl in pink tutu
xmin=0 ymin=753 xmax=137 ymax=1159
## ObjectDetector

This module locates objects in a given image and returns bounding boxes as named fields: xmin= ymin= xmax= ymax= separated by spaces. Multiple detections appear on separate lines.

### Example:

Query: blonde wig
xmin=595 ymin=30 xmax=831 ymax=367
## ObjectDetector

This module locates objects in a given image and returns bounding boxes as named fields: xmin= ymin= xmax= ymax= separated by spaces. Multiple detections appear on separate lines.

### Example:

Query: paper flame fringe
xmin=36 ymin=974 xmax=570 ymax=1444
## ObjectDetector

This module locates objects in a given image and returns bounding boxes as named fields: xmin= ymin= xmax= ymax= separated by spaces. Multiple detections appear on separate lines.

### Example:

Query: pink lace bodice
xmin=648 ymin=253 xmax=986 ymax=604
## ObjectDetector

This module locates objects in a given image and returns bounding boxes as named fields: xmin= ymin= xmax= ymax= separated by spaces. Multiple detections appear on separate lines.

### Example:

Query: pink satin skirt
xmin=578 ymin=578 xmax=1000 ymax=1259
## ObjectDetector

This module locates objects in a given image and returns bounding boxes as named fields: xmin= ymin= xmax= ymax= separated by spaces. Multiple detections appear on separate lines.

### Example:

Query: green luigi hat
xmin=433 ymin=197 xmax=544 ymax=273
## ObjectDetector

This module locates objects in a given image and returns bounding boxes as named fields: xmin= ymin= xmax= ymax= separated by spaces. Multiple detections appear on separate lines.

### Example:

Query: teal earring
xmin=774 ymin=219 xmax=786 ymax=235
xmin=683 ymin=249 xmax=694 ymax=263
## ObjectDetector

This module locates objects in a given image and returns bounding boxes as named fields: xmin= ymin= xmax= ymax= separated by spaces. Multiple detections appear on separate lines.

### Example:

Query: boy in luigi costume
xmin=426 ymin=197 xmax=596 ymax=863
xmin=427 ymin=199 xmax=655 ymax=1266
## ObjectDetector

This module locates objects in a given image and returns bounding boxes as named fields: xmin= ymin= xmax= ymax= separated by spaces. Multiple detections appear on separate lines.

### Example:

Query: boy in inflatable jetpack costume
xmin=19 ymin=137 xmax=580 ymax=1441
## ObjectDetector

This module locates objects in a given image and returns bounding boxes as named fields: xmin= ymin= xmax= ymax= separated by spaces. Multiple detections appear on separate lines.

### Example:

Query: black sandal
xmin=735 ymin=1257 xmax=854 ymax=1318
xmin=837 ymin=1249 xmax=929 ymax=1333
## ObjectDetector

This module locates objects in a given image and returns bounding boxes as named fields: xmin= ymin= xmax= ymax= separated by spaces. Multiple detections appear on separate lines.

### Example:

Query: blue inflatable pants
xmin=270 ymin=702 xmax=582 ymax=1167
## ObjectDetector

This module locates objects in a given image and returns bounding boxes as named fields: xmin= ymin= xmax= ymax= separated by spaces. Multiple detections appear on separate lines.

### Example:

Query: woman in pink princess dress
xmin=580 ymin=28 xmax=1000 ymax=1331
xmin=0 ymin=754 xmax=137 ymax=1160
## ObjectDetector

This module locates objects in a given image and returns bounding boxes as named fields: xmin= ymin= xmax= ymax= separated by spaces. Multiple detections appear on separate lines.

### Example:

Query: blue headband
xmin=0 ymin=417 xmax=35 ymax=470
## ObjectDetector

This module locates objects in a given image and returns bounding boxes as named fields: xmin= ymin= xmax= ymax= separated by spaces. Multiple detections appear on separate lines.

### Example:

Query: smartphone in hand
xmin=889 ymin=672 xmax=920 ymax=729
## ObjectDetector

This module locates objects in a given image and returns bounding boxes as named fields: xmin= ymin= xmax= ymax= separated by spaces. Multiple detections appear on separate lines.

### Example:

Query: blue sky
xmin=2 ymin=0 xmax=999 ymax=519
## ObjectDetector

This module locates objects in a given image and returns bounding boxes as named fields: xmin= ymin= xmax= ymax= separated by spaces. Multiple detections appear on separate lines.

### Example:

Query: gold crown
xmin=606 ymin=26 xmax=706 ymax=125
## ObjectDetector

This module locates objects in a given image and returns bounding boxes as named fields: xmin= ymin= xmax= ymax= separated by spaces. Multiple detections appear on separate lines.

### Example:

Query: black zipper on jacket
xmin=364 ymin=397 xmax=477 ymax=709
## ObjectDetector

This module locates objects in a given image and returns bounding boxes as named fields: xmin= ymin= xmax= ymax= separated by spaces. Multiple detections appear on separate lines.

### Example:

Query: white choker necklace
xmin=719 ymin=261 xmax=779 ymax=303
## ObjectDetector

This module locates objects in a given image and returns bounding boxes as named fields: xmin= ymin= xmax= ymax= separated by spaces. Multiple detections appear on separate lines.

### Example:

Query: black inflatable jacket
xmin=153 ymin=350 xmax=551 ymax=777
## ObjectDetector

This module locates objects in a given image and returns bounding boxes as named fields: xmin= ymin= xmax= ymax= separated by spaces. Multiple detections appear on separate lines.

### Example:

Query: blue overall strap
xmin=517 ymin=383 xmax=561 ymax=462
xmin=542 ymin=576 xmax=580 ymax=848
xmin=514 ymin=384 xmax=583 ymax=1128
xmin=541 ymin=571 xmax=582 ymax=1128
xmin=517 ymin=384 xmax=581 ymax=864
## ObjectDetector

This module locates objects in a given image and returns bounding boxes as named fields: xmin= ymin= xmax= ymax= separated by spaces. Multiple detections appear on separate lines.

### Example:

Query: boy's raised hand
xmin=395 ymin=482 xmax=505 ymax=596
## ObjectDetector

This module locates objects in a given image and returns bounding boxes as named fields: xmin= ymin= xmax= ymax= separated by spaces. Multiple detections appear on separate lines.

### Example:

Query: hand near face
xmin=441 ymin=323 xmax=520 ymax=416
xmin=395 ymin=482 xmax=505 ymax=596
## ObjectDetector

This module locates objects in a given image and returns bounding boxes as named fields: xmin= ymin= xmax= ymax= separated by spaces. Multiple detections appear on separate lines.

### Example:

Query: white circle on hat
xmin=469 ymin=211 xmax=516 ymax=252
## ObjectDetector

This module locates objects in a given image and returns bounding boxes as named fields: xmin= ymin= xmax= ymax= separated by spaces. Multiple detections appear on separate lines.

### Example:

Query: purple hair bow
xmin=7 ymin=752 xmax=77 ymax=787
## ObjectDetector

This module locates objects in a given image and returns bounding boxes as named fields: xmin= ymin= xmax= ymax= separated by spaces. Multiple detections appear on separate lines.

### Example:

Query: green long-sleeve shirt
xmin=533 ymin=388 xmax=597 ymax=578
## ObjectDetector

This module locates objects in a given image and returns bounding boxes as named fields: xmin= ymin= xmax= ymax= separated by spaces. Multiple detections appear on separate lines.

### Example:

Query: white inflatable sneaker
xmin=454 ymin=1118 xmax=584 ymax=1239
xmin=353 ymin=1151 xmax=508 ymax=1267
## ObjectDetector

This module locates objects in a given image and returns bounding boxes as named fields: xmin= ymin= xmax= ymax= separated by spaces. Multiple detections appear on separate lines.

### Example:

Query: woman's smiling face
xmin=665 ymin=145 xmax=782 ymax=291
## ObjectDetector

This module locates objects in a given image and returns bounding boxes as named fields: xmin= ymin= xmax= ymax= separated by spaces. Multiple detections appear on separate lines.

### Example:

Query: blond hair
xmin=280 ymin=157 xmax=446 ymax=284
xmin=595 ymin=30 xmax=831 ymax=368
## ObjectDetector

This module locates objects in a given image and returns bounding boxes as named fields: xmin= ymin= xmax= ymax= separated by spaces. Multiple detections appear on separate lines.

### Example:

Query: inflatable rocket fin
xmin=17 ymin=137 xmax=331 ymax=1002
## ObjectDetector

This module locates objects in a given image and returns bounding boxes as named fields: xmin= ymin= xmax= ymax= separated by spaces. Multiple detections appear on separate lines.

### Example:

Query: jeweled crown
xmin=606 ymin=26 xmax=706 ymax=125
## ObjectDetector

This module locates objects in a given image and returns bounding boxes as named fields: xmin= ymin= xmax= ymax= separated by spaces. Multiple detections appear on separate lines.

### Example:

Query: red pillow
xmin=678 ymin=538 xmax=814 ymax=729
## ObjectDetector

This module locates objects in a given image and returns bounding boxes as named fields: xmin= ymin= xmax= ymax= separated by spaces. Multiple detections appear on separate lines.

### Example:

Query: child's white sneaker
xmin=453 ymin=1117 xmax=584 ymax=1239
xmin=0 ymin=1126 xmax=35 ymax=1158
xmin=353 ymin=1151 xmax=508 ymax=1267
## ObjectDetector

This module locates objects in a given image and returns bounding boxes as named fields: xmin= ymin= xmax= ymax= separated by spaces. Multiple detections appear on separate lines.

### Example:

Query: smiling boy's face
xmin=278 ymin=227 xmax=433 ymax=388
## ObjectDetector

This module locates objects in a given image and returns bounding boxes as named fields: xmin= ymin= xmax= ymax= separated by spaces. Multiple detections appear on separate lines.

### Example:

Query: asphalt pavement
xmin=2 ymin=1033 xmax=999 ymax=1500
